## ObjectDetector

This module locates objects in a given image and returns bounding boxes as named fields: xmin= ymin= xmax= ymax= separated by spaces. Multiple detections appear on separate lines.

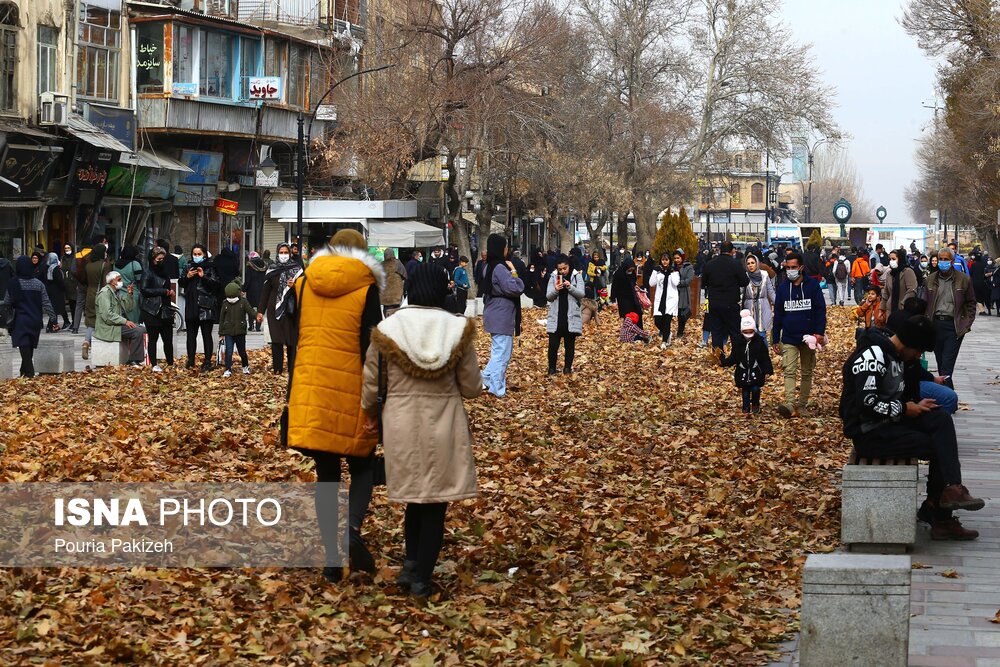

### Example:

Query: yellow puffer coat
xmin=288 ymin=245 xmax=385 ymax=456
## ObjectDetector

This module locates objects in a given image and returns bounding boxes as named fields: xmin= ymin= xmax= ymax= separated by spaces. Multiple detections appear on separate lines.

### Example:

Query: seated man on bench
xmin=840 ymin=314 xmax=984 ymax=540
xmin=95 ymin=271 xmax=146 ymax=367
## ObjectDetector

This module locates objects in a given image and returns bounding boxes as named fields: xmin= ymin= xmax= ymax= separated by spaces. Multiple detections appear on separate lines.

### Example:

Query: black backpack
xmin=835 ymin=261 xmax=848 ymax=280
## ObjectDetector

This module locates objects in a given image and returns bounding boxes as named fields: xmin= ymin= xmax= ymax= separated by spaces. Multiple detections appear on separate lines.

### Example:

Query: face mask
xmin=193 ymin=255 xmax=205 ymax=264
xmin=277 ymin=253 xmax=289 ymax=263
xmin=742 ymin=332 xmax=756 ymax=339
xmin=786 ymin=269 xmax=800 ymax=281
xmin=920 ymin=262 xmax=928 ymax=269
xmin=64 ymin=250 xmax=72 ymax=256
xmin=939 ymin=260 xmax=952 ymax=272
xmin=889 ymin=260 xmax=899 ymax=269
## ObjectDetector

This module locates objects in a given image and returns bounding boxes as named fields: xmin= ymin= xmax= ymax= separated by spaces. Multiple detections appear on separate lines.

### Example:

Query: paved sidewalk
xmin=908 ymin=312 xmax=1000 ymax=667
xmin=2 ymin=327 xmax=269 ymax=376
xmin=769 ymin=313 xmax=1000 ymax=667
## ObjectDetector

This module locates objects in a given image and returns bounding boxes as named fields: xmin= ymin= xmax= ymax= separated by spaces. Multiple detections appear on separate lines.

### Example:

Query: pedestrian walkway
xmin=909 ymin=313 xmax=1000 ymax=667
xmin=768 ymin=314 xmax=1000 ymax=667
xmin=2 ymin=328 xmax=269 ymax=375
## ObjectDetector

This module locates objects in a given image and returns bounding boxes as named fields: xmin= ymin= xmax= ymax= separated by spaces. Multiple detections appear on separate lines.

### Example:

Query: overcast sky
xmin=779 ymin=0 xmax=937 ymax=226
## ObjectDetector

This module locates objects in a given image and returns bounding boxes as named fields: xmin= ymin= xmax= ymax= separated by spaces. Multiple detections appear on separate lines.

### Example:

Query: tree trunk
xmin=635 ymin=207 xmax=657 ymax=252
xmin=617 ymin=211 xmax=630 ymax=251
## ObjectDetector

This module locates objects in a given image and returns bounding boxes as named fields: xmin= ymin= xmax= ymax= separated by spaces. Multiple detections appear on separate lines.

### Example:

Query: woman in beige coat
xmin=362 ymin=263 xmax=482 ymax=598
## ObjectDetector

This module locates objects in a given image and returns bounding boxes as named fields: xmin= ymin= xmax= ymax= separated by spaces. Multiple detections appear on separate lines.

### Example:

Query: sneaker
xmin=696 ymin=340 xmax=707 ymax=349
xmin=409 ymin=580 xmax=442 ymax=599
xmin=741 ymin=406 xmax=751 ymax=414
xmin=917 ymin=498 xmax=936 ymax=525
xmin=660 ymin=341 xmax=670 ymax=349
xmin=562 ymin=367 xmax=573 ymax=375
xmin=242 ymin=366 xmax=251 ymax=375
xmin=152 ymin=365 xmax=163 ymax=373
xmin=939 ymin=484 xmax=985 ymax=511
xmin=547 ymin=368 xmax=558 ymax=376
xmin=81 ymin=342 xmax=90 ymax=360
xmin=223 ymin=370 xmax=232 ymax=378
xmin=931 ymin=517 xmax=979 ymax=540
xmin=777 ymin=404 xmax=795 ymax=419
xmin=322 ymin=566 xmax=343 ymax=583
xmin=751 ymin=403 xmax=761 ymax=415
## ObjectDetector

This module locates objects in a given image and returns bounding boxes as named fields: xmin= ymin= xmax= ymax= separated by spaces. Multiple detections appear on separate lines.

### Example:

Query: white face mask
xmin=889 ymin=260 xmax=899 ymax=269
xmin=786 ymin=269 xmax=800 ymax=281
xmin=277 ymin=253 xmax=290 ymax=263
xmin=742 ymin=331 xmax=756 ymax=339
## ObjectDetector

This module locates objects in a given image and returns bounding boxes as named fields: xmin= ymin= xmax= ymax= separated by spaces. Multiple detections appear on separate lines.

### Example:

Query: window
xmin=77 ymin=0 xmax=121 ymax=101
xmin=287 ymin=45 xmax=306 ymax=108
xmin=38 ymin=26 xmax=57 ymax=96
xmin=701 ymin=187 xmax=712 ymax=206
xmin=200 ymin=31 xmax=233 ymax=98
xmin=751 ymin=183 xmax=764 ymax=205
xmin=264 ymin=38 xmax=285 ymax=78
xmin=309 ymin=50 xmax=326 ymax=109
xmin=239 ymin=36 xmax=259 ymax=100
xmin=734 ymin=155 xmax=743 ymax=169
xmin=135 ymin=23 xmax=164 ymax=94
xmin=172 ymin=24 xmax=197 ymax=88
xmin=0 ymin=3 xmax=17 ymax=112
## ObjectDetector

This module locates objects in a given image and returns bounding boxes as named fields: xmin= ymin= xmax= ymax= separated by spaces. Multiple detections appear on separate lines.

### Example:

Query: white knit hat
xmin=740 ymin=309 xmax=755 ymax=331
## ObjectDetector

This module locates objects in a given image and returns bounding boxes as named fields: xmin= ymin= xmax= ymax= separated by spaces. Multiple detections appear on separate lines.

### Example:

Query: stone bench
xmin=34 ymin=337 xmax=75 ymax=374
xmin=0 ymin=345 xmax=13 ymax=379
xmin=842 ymin=449 xmax=918 ymax=553
xmin=91 ymin=338 xmax=128 ymax=367
xmin=801 ymin=553 xmax=911 ymax=667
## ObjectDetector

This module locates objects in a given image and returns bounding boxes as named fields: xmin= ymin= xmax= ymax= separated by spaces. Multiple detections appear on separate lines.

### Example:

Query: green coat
xmin=218 ymin=296 xmax=256 ymax=336
xmin=117 ymin=260 xmax=143 ymax=324
xmin=94 ymin=285 xmax=135 ymax=342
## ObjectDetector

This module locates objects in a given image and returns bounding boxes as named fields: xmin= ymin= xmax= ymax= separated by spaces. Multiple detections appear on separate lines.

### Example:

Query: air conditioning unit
xmin=38 ymin=92 xmax=69 ymax=126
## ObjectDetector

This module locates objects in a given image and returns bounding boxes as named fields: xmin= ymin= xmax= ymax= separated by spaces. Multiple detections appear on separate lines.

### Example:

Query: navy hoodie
xmin=772 ymin=276 xmax=827 ymax=345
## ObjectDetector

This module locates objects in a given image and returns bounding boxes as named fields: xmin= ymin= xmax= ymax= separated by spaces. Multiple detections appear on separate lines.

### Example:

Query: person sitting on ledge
xmin=840 ymin=314 xmax=984 ymax=541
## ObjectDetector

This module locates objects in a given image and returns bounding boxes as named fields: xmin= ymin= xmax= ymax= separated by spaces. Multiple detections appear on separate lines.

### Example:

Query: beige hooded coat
xmin=362 ymin=307 xmax=482 ymax=504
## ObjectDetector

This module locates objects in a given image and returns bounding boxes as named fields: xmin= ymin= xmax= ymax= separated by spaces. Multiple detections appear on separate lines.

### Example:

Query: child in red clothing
xmin=619 ymin=312 xmax=651 ymax=344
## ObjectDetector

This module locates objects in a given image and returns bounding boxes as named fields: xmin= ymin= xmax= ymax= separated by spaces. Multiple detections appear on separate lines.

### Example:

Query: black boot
xmin=547 ymin=367 xmax=558 ymax=376
xmin=396 ymin=560 xmax=418 ymax=588
xmin=323 ymin=566 xmax=343 ymax=583
xmin=349 ymin=528 xmax=376 ymax=573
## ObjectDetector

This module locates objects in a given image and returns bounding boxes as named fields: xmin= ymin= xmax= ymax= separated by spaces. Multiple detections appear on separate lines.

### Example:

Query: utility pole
xmin=923 ymin=93 xmax=946 ymax=247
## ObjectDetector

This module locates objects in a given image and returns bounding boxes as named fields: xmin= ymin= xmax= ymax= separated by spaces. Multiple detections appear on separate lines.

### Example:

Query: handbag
xmin=634 ymin=286 xmax=651 ymax=310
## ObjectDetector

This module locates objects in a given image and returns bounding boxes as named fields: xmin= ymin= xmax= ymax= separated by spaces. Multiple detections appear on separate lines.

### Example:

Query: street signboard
xmin=315 ymin=105 xmax=338 ymax=121
xmin=248 ymin=77 xmax=281 ymax=100
xmin=215 ymin=198 xmax=239 ymax=215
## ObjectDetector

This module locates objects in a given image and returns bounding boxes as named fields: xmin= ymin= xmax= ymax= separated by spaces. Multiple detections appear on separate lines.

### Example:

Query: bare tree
xmin=807 ymin=145 xmax=874 ymax=227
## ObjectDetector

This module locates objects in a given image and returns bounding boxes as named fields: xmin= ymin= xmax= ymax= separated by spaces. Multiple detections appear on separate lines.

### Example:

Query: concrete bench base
xmin=801 ymin=553 xmax=911 ymax=667
xmin=842 ymin=462 xmax=918 ymax=551
xmin=0 ymin=346 xmax=13 ymax=379
xmin=91 ymin=339 xmax=127 ymax=367
xmin=34 ymin=338 xmax=75 ymax=374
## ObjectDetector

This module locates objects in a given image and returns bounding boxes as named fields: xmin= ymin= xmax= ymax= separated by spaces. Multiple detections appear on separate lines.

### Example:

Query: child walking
xmin=720 ymin=310 xmax=774 ymax=414
xmin=219 ymin=281 xmax=257 ymax=378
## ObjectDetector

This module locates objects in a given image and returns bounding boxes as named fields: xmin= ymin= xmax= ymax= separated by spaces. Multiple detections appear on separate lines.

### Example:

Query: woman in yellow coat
xmin=287 ymin=229 xmax=384 ymax=582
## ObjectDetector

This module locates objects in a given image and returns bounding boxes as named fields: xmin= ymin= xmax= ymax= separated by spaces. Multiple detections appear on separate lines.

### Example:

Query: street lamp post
xmin=793 ymin=135 xmax=838 ymax=228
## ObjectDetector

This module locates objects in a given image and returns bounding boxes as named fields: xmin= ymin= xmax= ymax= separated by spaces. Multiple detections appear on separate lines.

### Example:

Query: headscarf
xmin=746 ymin=255 xmax=763 ymax=286
xmin=406 ymin=263 xmax=450 ymax=309
xmin=45 ymin=252 xmax=60 ymax=281
xmin=114 ymin=244 xmax=140 ymax=270
xmin=88 ymin=243 xmax=107 ymax=263
xmin=889 ymin=253 xmax=905 ymax=311
xmin=484 ymin=233 xmax=522 ymax=335
xmin=150 ymin=248 xmax=168 ymax=277
xmin=383 ymin=248 xmax=406 ymax=280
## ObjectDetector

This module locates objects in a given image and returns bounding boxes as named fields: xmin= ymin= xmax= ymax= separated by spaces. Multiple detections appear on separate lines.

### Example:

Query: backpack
xmin=835 ymin=261 xmax=848 ymax=280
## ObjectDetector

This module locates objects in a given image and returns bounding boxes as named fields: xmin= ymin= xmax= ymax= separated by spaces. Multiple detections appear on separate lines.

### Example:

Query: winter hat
xmin=330 ymin=229 xmax=368 ymax=251
xmin=406 ymin=263 xmax=450 ymax=309
xmin=249 ymin=251 xmax=259 ymax=259
xmin=224 ymin=281 xmax=242 ymax=299
xmin=626 ymin=312 xmax=639 ymax=324
xmin=740 ymin=309 xmax=755 ymax=331
xmin=896 ymin=315 xmax=936 ymax=352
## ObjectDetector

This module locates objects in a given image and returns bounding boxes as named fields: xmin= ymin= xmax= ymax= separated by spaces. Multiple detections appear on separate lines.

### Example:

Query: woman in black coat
xmin=40 ymin=252 xmax=67 ymax=332
xmin=611 ymin=257 xmax=643 ymax=327
xmin=141 ymin=247 xmax=177 ymax=370
xmin=244 ymin=252 xmax=268 ymax=331
xmin=256 ymin=243 xmax=300 ymax=373
xmin=2 ymin=256 xmax=56 ymax=377
xmin=179 ymin=243 xmax=220 ymax=370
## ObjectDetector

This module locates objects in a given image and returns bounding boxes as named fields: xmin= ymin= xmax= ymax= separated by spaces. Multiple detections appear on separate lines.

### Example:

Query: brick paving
xmin=769 ymin=312 xmax=1000 ymax=667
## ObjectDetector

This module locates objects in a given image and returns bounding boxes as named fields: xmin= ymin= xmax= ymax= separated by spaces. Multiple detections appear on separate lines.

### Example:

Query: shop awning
xmin=119 ymin=149 xmax=194 ymax=173
xmin=0 ymin=199 xmax=49 ymax=208
xmin=64 ymin=115 xmax=131 ymax=153
xmin=366 ymin=221 xmax=445 ymax=248
xmin=0 ymin=121 xmax=55 ymax=139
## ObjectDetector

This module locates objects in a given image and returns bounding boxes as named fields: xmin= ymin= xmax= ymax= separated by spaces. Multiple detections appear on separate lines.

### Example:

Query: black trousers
xmin=18 ymin=346 xmax=34 ymax=378
xmin=146 ymin=322 xmax=173 ymax=366
xmin=547 ymin=332 xmax=576 ymax=370
xmin=707 ymin=304 xmax=741 ymax=350
xmin=405 ymin=502 xmax=448 ymax=583
xmin=272 ymin=343 xmax=296 ymax=374
xmin=455 ymin=288 xmax=468 ymax=316
xmin=311 ymin=451 xmax=375 ymax=567
xmin=654 ymin=314 xmax=673 ymax=342
xmin=854 ymin=410 xmax=962 ymax=511
xmin=186 ymin=320 xmax=213 ymax=367
xmin=932 ymin=318 xmax=963 ymax=389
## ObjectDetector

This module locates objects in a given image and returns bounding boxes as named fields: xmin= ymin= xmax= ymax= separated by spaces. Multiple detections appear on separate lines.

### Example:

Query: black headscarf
xmin=611 ymin=257 xmax=638 ymax=317
xmin=407 ymin=263 xmax=450 ymax=309
xmin=114 ymin=244 xmax=139 ymax=270
xmin=890 ymin=254 xmax=905 ymax=312
xmin=89 ymin=244 xmax=107 ymax=263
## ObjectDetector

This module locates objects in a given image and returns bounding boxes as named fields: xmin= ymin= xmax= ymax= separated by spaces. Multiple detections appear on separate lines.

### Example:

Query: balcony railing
xmin=137 ymin=97 xmax=328 ymax=142
xmin=236 ymin=0 xmax=366 ymax=30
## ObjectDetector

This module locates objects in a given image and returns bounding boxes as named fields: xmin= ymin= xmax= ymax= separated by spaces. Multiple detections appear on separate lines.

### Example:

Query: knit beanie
xmin=406 ymin=263 xmax=450 ymax=309
xmin=330 ymin=229 xmax=368 ymax=251
xmin=740 ymin=309 xmax=755 ymax=331
xmin=224 ymin=281 xmax=241 ymax=298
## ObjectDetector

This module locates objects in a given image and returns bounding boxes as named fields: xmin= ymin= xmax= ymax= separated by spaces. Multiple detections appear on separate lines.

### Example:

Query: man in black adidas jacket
xmin=840 ymin=316 xmax=984 ymax=540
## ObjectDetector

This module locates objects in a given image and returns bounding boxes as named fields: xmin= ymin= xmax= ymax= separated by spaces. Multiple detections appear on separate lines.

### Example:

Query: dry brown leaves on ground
xmin=0 ymin=308 xmax=859 ymax=665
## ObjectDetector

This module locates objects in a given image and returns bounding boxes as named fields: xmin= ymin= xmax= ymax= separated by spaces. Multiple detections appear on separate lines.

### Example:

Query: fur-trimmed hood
xmin=304 ymin=244 xmax=386 ymax=298
xmin=371 ymin=307 xmax=476 ymax=380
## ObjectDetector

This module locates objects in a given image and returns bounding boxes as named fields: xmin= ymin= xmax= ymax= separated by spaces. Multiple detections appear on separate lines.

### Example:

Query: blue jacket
xmin=953 ymin=254 xmax=970 ymax=275
xmin=772 ymin=276 xmax=827 ymax=346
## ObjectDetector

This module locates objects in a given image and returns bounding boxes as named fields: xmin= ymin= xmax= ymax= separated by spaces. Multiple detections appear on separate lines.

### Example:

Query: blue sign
xmin=178 ymin=150 xmax=223 ymax=185
xmin=172 ymin=83 xmax=198 ymax=96
xmin=84 ymin=105 xmax=135 ymax=149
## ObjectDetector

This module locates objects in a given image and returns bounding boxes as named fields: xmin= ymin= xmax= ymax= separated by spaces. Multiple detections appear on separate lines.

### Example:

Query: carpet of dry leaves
xmin=0 ymin=308 xmax=859 ymax=665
